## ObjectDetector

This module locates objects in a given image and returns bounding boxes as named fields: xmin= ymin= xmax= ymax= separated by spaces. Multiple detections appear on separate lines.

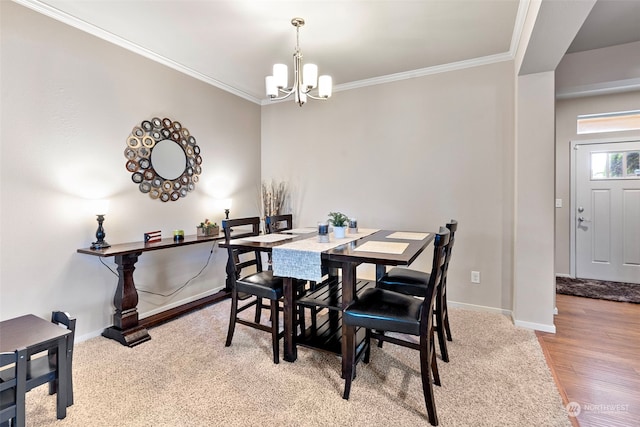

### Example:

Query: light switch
xmin=555 ymin=199 xmax=562 ymax=208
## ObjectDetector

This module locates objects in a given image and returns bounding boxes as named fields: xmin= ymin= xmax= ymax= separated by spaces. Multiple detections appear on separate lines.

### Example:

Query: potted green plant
xmin=328 ymin=211 xmax=349 ymax=238
xmin=197 ymin=219 xmax=219 ymax=237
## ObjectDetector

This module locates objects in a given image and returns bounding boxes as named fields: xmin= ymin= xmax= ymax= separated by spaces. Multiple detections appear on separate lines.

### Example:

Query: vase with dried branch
xmin=261 ymin=180 xmax=288 ymax=230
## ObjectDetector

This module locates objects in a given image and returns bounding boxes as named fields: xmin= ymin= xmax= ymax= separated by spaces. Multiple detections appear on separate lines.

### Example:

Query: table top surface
xmin=0 ymin=314 xmax=71 ymax=352
xmin=77 ymin=233 xmax=228 ymax=257
xmin=221 ymin=229 xmax=435 ymax=266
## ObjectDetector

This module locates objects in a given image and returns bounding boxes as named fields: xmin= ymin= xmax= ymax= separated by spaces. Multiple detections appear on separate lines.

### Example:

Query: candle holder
xmin=318 ymin=222 xmax=329 ymax=243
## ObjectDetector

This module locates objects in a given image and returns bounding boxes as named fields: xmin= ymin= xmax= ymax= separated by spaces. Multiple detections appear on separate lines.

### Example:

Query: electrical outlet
xmin=471 ymin=271 xmax=480 ymax=284
xmin=555 ymin=198 xmax=563 ymax=208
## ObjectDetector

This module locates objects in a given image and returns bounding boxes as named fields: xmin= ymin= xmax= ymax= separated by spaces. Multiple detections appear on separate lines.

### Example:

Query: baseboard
xmin=423 ymin=300 xmax=557 ymax=333
xmin=513 ymin=319 xmax=556 ymax=333
xmin=76 ymin=286 xmax=227 ymax=344
xmin=139 ymin=287 xmax=225 ymax=319
xmin=555 ymin=273 xmax=573 ymax=279
xmin=448 ymin=300 xmax=512 ymax=317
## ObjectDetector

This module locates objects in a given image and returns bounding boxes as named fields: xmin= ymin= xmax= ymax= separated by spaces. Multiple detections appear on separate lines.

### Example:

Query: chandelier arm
xmin=269 ymin=89 xmax=294 ymax=101
xmin=305 ymin=93 xmax=329 ymax=101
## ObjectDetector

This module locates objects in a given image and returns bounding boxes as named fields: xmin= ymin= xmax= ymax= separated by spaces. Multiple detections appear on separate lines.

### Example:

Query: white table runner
xmin=272 ymin=228 xmax=379 ymax=282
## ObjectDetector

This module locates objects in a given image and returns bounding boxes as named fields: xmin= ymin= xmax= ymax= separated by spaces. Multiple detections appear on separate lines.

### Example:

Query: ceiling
xmin=17 ymin=0 xmax=640 ymax=104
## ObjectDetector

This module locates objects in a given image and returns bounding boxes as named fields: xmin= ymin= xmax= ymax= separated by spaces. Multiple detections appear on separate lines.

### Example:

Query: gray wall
xmin=0 ymin=1 xmax=262 ymax=339
xmin=261 ymin=61 xmax=516 ymax=313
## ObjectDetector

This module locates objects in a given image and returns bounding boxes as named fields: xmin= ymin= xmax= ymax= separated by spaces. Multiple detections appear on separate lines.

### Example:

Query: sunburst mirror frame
xmin=124 ymin=117 xmax=202 ymax=202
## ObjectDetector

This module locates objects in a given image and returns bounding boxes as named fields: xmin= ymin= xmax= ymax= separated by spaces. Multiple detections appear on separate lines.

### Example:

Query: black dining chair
xmin=376 ymin=220 xmax=458 ymax=362
xmin=264 ymin=214 xmax=293 ymax=234
xmin=0 ymin=311 xmax=76 ymax=408
xmin=223 ymin=216 xmax=301 ymax=364
xmin=0 ymin=347 xmax=27 ymax=427
xmin=342 ymin=227 xmax=449 ymax=426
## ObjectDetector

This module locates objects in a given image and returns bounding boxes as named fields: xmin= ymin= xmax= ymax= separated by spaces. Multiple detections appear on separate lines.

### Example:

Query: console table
xmin=77 ymin=234 xmax=229 ymax=347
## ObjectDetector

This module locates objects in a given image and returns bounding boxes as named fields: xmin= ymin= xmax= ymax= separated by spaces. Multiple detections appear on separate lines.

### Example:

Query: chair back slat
xmin=440 ymin=220 xmax=457 ymax=284
xmin=222 ymin=217 xmax=263 ymax=280
xmin=420 ymin=227 xmax=450 ymax=333
xmin=265 ymin=214 xmax=293 ymax=234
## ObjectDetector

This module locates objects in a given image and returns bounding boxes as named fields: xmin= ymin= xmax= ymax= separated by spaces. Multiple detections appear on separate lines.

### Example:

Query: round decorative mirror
xmin=124 ymin=117 xmax=202 ymax=202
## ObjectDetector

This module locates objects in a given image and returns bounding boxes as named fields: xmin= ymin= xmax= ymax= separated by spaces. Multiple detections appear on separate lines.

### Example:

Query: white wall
xmin=513 ymin=71 xmax=556 ymax=332
xmin=556 ymin=41 xmax=640 ymax=98
xmin=262 ymin=61 xmax=516 ymax=313
xmin=0 ymin=1 xmax=262 ymax=339
xmin=555 ymin=90 xmax=640 ymax=275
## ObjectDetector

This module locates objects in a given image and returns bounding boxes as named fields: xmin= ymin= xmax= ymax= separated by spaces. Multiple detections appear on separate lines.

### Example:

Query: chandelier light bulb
xmin=318 ymin=75 xmax=332 ymax=98
xmin=302 ymin=63 xmax=318 ymax=90
xmin=273 ymin=64 xmax=288 ymax=89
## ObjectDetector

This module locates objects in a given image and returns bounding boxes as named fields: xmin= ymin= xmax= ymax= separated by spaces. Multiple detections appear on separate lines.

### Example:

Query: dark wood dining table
xmin=0 ymin=314 xmax=72 ymax=419
xmin=220 ymin=228 xmax=435 ymax=378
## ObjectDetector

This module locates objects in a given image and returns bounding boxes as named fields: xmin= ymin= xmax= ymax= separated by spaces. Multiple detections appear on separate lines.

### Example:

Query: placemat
xmin=386 ymin=231 xmax=430 ymax=240
xmin=282 ymin=227 xmax=317 ymax=234
xmin=353 ymin=241 xmax=409 ymax=254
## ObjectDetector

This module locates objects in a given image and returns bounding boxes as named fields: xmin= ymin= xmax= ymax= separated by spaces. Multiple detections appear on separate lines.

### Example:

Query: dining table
xmin=220 ymin=227 xmax=435 ymax=378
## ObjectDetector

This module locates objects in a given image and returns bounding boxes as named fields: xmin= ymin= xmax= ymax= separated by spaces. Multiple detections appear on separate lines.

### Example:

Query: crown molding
xmin=16 ymin=0 xmax=522 ymax=107
xmin=556 ymin=78 xmax=640 ymax=99
xmin=13 ymin=0 xmax=263 ymax=104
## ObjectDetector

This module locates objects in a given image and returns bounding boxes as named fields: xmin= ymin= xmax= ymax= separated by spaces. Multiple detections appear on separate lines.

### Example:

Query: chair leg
xmin=225 ymin=290 xmax=239 ymax=347
xmin=435 ymin=287 xmax=449 ymax=362
xmin=364 ymin=328 xmax=371 ymax=364
xmin=377 ymin=330 xmax=385 ymax=348
xmin=443 ymin=303 xmax=453 ymax=342
xmin=342 ymin=324 xmax=356 ymax=400
xmin=255 ymin=297 xmax=263 ymax=323
xmin=298 ymin=304 xmax=306 ymax=335
xmin=420 ymin=333 xmax=439 ymax=426
xmin=271 ymin=299 xmax=280 ymax=364
xmin=435 ymin=322 xmax=449 ymax=363
xmin=430 ymin=337 xmax=441 ymax=387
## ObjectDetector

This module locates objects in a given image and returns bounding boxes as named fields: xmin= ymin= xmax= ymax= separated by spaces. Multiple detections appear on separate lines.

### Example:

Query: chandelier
xmin=265 ymin=18 xmax=332 ymax=106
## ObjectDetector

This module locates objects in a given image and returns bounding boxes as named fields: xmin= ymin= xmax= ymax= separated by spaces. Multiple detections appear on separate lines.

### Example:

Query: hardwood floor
xmin=536 ymin=294 xmax=640 ymax=427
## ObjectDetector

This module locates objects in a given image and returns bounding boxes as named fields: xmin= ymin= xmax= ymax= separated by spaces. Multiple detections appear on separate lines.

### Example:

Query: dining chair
xmin=0 ymin=311 xmax=76 ymax=408
xmin=342 ymin=227 xmax=449 ymax=426
xmin=0 ymin=347 xmax=27 ymax=427
xmin=264 ymin=214 xmax=293 ymax=234
xmin=222 ymin=216 xmax=288 ymax=363
xmin=376 ymin=220 xmax=458 ymax=362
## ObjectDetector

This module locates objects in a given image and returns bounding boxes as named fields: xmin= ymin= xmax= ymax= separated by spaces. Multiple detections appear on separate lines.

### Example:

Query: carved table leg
xmin=102 ymin=252 xmax=151 ymax=347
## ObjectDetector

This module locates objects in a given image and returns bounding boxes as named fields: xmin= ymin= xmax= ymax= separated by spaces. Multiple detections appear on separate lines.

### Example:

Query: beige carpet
xmin=25 ymin=300 xmax=570 ymax=426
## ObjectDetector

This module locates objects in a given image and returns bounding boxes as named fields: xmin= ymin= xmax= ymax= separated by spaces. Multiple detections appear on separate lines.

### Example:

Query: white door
xmin=575 ymin=140 xmax=640 ymax=284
